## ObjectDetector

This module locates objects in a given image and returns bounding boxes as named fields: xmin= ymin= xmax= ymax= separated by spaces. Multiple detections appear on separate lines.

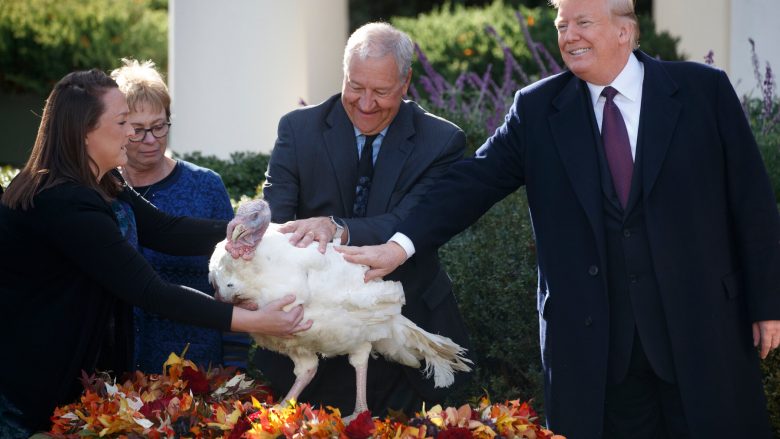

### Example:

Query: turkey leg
xmin=282 ymin=352 xmax=319 ymax=405
xmin=345 ymin=343 xmax=372 ymax=422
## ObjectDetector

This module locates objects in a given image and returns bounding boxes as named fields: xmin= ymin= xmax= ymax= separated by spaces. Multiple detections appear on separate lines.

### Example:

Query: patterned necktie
xmin=601 ymin=86 xmax=633 ymax=208
xmin=353 ymin=134 xmax=378 ymax=217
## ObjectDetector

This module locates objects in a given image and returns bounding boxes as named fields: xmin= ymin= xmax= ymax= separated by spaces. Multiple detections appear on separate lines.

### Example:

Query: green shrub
xmin=393 ymin=1 xmax=558 ymax=86
xmin=178 ymin=151 xmax=268 ymax=202
xmin=747 ymin=99 xmax=780 ymax=204
xmin=0 ymin=165 xmax=19 ymax=189
xmin=392 ymin=0 xmax=682 ymax=87
xmin=764 ymin=318 xmax=780 ymax=437
xmin=439 ymin=191 xmax=543 ymax=408
xmin=0 ymin=0 xmax=167 ymax=94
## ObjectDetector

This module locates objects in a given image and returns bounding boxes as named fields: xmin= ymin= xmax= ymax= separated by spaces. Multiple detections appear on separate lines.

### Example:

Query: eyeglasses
xmin=129 ymin=122 xmax=171 ymax=142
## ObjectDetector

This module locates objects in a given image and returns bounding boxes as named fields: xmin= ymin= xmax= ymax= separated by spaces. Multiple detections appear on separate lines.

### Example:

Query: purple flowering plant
xmin=409 ymin=10 xmax=560 ymax=152
xmin=705 ymin=41 xmax=780 ymax=206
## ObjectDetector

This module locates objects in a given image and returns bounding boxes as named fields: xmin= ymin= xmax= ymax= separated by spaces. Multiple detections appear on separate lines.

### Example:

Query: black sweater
xmin=0 ymin=182 xmax=232 ymax=431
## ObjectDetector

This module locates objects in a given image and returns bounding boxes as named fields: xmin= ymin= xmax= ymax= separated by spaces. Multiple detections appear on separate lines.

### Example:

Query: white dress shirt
xmin=586 ymin=52 xmax=645 ymax=160
xmin=391 ymin=53 xmax=646 ymax=259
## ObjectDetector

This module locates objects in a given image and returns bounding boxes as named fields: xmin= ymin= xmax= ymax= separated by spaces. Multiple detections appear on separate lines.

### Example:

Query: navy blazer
xmin=398 ymin=52 xmax=780 ymax=438
xmin=260 ymin=94 xmax=473 ymax=405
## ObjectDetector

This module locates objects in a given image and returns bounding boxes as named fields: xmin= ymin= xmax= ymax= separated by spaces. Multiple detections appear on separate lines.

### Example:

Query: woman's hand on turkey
xmin=279 ymin=217 xmax=336 ymax=254
xmin=337 ymin=242 xmax=408 ymax=282
xmin=232 ymin=294 xmax=312 ymax=337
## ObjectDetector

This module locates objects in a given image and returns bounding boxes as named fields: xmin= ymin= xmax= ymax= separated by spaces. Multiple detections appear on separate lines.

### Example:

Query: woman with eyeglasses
xmin=0 ymin=69 xmax=311 ymax=437
xmin=110 ymin=59 xmax=253 ymax=374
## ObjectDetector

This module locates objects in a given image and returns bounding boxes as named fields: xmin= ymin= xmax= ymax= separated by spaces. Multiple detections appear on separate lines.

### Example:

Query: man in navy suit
xmin=341 ymin=0 xmax=780 ymax=437
xmin=256 ymin=22 xmax=472 ymax=416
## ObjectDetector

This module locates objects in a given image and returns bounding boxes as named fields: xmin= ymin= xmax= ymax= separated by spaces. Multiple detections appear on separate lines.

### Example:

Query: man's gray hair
xmin=549 ymin=0 xmax=640 ymax=50
xmin=343 ymin=22 xmax=414 ymax=79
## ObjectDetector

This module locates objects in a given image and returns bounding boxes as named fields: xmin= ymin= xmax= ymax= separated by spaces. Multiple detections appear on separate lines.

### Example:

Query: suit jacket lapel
xmin=366 ymin=102 xmax=414 ymax=215
xmin=636 ymin=51 xmax=681 ymax=200
xmin=549 ymin=75 xmax=606 ymax=255
xmin=324 ymin=96 xmax=360 ymax=216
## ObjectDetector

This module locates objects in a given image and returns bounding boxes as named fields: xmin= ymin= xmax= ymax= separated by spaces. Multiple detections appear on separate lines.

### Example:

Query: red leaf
xmin=228 ymin=416 xmax=252 ymax=439
xmin=181 ymin=366 xmax=210 ymax=395
xmin=437 ymin=427 xmax=473 ymax=439
xmin=345 ymin=410 xmax=375 ymax=439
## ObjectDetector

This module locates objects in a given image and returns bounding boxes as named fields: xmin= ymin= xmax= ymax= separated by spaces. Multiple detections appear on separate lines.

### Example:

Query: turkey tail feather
xmin=397 ymin=318 xmax=472 ymax=388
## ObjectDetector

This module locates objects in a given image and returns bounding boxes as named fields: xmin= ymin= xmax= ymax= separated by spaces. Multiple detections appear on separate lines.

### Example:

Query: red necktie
xmin=601 ymin=86 xmax=633 ymax=208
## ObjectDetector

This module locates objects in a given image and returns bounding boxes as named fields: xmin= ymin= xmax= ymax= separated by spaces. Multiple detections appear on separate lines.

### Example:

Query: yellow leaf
xmin=162 ymin=351 xmax=182 ymax=372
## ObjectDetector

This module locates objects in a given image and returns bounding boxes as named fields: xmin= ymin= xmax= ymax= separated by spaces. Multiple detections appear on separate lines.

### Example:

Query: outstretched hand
xmin=337 ymin=242 xmax=408 ymax=282
xmin=753 ymin=320 xmax=780 ymax=359
xmin=279 ymin=217 xmax=337 ymax=254
xmin=231 ymin=294 xmax=313 ymax=337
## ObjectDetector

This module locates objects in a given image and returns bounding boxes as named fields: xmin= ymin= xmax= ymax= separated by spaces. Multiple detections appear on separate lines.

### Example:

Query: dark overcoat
xmin=399 ymin=51 xmax=780 ymax=438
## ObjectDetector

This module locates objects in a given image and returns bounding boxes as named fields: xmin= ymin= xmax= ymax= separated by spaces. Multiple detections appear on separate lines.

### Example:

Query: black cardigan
xmin=0 ymin=182 xmax=232 ymax=431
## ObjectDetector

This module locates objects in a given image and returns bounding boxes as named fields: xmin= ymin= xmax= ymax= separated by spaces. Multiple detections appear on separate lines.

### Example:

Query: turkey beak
xmin=231 ymin=223 xmax=247 ymax=242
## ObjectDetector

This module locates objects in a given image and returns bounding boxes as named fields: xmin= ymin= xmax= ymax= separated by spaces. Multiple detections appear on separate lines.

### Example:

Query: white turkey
xmin=208 ymin=199 xmax=471 ymax=419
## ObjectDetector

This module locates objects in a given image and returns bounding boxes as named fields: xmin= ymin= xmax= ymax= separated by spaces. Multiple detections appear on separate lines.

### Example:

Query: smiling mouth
xmin=568 ymin=48 xmax=591 ymax=56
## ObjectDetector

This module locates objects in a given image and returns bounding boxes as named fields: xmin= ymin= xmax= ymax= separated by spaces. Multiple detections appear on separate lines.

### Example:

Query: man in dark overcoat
xmin=341 ymin=0 xmax=780 ymax=437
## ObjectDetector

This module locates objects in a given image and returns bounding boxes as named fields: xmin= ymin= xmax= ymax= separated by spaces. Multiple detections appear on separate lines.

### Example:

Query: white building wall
xmin=728 ymin=0 xmax=780 ymax=99
xmin=654 ymin=0 xmax=780 ymax=97
xmin=169 ymin=0 xmax=347 ymax=157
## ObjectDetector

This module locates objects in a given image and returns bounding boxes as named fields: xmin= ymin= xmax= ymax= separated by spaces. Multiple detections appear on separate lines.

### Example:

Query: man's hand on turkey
xmin=278 ymin=217 xmax=338 ymax=254
xmin=338 ymin=242 xmax=408 ymax=282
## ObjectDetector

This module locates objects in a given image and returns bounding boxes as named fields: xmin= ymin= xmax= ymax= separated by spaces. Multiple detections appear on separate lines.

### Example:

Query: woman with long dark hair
xmin=0 ymin=69 xmax=311 ymax=436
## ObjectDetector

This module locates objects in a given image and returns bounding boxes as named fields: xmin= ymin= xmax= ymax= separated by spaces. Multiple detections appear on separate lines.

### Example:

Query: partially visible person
xmin=257 ymin=22 xmax=472 ymax=416
xmin=0 ymin=69 xmax=311 ymax=437
xmin=111 ymin=59 xmax=251 ymax=372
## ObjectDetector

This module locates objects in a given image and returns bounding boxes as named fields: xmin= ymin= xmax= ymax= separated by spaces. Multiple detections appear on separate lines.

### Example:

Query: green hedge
xmin=0 ymin=0 xmax=167 ymax=94
xmin=177 ymin=151 xmax=268 ymax=202
xmin=0 ymin=165 xmax=19 ymax=189
xmin=392 ymin=1 xmax=682 ymax=87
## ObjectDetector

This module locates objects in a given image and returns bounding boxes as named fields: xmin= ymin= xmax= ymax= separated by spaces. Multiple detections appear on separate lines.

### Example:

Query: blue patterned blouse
xmin=130 ymin=160 xmax=239 ymax=372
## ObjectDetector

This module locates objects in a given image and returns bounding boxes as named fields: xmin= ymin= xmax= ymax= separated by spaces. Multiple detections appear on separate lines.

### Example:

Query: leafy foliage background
xmin=0 ymin=0 xmax=167 ymax=94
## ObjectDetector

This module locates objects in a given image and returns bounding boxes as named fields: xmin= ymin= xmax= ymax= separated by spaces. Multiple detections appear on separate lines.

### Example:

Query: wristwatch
xmin=329 ymin=215 xmax=346 ymax=244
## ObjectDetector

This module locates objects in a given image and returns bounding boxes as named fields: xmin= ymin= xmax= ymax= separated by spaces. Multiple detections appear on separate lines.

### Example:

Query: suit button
xmin=588 ymin=265 xmax=599 ymax=276
xmin=623 ymin=229 xmax=631 ymax=238
xmin=629 ymin=274 xmax=638 ymax=283
xmin=585 ymin=316 xmax=593 ymax=327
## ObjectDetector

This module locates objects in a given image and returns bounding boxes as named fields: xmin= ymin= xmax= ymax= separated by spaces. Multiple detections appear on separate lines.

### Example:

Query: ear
xmin=617 ymin=19 xmax=632 ymax=46
xmin=401 ymin=68 xmax=412 ymax=96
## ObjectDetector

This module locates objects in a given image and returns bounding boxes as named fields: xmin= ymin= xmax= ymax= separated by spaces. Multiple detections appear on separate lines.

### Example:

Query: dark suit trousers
xmin=603 ymin=331 xmax=689 ymax=439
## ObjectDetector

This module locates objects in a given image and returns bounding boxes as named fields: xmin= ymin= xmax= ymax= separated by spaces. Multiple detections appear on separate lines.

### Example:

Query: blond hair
xmin=549 ymin=0 xmax=640 ymax=49
xmin=110 ymin=58 xmax=171 ymax=118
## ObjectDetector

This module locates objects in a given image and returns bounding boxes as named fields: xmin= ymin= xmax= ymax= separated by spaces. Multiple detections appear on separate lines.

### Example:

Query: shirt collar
xmin=586 ymin=52 xmax=644 ymax=106
xmin=353 ymin=126 xmax=389 ymax=139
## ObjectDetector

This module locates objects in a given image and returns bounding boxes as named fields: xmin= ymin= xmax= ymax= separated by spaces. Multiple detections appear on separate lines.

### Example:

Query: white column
xmin=654 ymin=0 xmax=780 ymax=97
xmin=728 ymin=0 xmax=780 ymax=98
xmin=169 ymin=0 xmax=348 ymax=157
xmin=653 ymin=0 xmax=731 ymax=68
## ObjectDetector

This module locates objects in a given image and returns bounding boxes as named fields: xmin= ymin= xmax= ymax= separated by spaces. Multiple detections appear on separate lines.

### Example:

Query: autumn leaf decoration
xmin=49 ymin=350 xmax=564 ymax=438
